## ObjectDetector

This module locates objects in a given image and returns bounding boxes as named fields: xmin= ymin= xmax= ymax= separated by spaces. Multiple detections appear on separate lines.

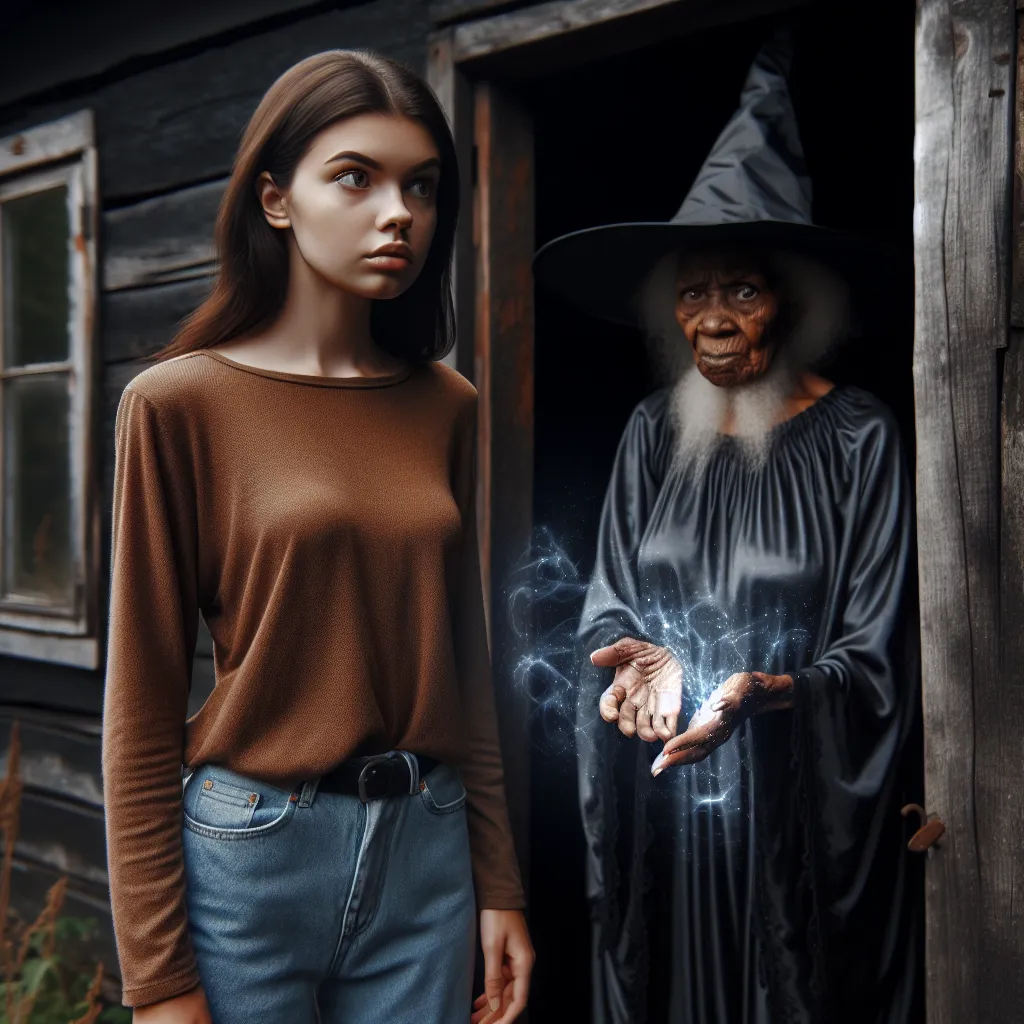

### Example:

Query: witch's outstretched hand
xmin=592 ymin=637 xmax=683 ymax=742
xmin=652 ymin=671 xmax=794 ymax=773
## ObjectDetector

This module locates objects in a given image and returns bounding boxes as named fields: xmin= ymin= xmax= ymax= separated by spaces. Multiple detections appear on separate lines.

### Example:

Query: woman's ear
xmin=257 ymin=171 xmax=290 ymax=230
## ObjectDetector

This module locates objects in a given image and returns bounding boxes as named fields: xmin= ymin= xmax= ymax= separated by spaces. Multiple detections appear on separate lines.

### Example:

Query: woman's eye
xmin=336 ymin=170 xmax=370 ymax=189
xmin=736 ymin=285 xmax=759 ymax=301
xmin=680 ymin=289 xmax=703 ymax=303
xmin=408 ymin=179 xmax=435 ymax=199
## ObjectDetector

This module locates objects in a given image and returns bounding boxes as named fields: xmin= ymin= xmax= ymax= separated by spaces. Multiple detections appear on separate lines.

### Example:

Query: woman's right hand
xmin=133 ymin=987 xmax=212 ymax=1024
xmin=591 ymin=637 xmax=683 ymax=741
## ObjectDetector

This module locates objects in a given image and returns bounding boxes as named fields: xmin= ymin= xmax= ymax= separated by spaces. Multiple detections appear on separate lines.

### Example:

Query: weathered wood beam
xmin=103 ymin=179 xmax=223 ymax=291
xmin=430 ymin=0 xmax=529 ymax=27
xmin=451 ymin=0 xmax=804 ymax=67
xmin=0 ymin=0 xmax=430 ymax=202
xmin=474 ymin=82 xmax=535 ymax=894
xmin=102 ymin=279 xmax=212 ymax=365
xmin=914 ymin=1 xmax=1016 ymax=1021
xmin=0 ymin=709 xmax=103 ymax=809
xmin=426 ymin=29 xmax=474 ymax=375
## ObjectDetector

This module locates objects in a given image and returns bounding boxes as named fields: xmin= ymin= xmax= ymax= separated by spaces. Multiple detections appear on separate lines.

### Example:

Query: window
xmin=0 ymin=112 xmax=99 ymax=669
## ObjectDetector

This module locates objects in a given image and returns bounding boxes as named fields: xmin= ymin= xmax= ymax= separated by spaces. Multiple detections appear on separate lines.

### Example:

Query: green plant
xmin=0 ymin=722 xmax=130 ymax=1024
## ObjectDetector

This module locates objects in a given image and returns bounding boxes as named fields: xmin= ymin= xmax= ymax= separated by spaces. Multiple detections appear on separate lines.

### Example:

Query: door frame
xmin=914 ymin=1 xmax=1023 ymax=1021
xmin=426 ymin=0 xmax=808 ymax=908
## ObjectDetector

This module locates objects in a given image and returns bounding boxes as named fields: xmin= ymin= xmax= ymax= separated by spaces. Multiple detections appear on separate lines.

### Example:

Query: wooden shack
xmin=0 ymin=0 xmax=1020 ymax=1018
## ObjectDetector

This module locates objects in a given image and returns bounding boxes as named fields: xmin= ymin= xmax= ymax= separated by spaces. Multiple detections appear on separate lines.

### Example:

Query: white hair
xmin=636 ymin=247 xmax=849 ymax=473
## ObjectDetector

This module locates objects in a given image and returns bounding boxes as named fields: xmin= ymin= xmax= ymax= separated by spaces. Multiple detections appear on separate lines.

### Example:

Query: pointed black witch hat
xmin=532 ymin=30 xmax=877 ymax=328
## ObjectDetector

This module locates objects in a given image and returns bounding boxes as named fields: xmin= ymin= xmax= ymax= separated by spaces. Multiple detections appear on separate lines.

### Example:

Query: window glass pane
xmin=2 ymin=373 xmax=74 ymax=606
xmin=3 ymin=185 xmax=70 ymax=367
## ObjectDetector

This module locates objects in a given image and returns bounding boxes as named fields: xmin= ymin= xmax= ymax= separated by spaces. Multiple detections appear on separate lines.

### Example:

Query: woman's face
xmin=260 ymin=113 xmax=441 ymax=299
xmin=674 ymin=252 xmax=780 ymax=388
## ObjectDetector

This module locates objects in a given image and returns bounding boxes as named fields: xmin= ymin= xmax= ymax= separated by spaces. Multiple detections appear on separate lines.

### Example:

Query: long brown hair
xmin=158 ymin=50 xmax=458 ymax=363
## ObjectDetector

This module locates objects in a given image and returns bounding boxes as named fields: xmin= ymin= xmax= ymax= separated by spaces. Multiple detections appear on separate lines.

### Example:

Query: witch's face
xmin=674 ymin=253 xmax=779 ymax=388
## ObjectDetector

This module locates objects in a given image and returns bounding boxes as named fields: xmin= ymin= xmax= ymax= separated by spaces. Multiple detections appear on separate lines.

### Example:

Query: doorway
xmin=435 ymin=0 xmax=917 ymax=1014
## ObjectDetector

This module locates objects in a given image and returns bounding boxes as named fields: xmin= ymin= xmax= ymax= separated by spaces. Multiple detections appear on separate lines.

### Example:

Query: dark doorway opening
xmin=512 ymin=0 xmax=916 ymax=1015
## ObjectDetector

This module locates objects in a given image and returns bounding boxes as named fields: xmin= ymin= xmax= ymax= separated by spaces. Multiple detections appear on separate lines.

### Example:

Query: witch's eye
xmin=736 ymin=284 xmax=759 ymax=301
xmin=680 ymin=289 xmax=703 ymax=303
xmin=336 ymin=169 xmax=370 ymax=189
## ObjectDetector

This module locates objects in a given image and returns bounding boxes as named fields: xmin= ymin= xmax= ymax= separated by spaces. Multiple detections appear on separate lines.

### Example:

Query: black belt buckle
xmin=357 ymin=754 xmax=406 ymax=803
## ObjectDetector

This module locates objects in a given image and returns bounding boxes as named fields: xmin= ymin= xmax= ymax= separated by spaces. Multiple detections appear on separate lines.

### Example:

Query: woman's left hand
xmin=472 ymin=909 xmax=534 ymax=1024
xmin=652 ymin=671 xmax=794 ymax=774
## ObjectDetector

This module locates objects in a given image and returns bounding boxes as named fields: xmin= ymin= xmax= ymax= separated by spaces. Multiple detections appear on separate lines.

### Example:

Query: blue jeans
xmin=181 ymin=756 xmax=476 ymax=1023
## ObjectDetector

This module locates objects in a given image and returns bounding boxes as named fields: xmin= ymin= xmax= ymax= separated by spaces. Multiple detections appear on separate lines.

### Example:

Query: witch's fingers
xmin=655 ymin=744 xmax=714 ymax=772
xmin=599 ymin=682 xmax=628 ymax=722
xmin=590 ymin=637 xmax=648 ymax=668
xmin=635 ymin=699 xmax=657 ymax=742
xmin=661 ymin=719 xmax=720 ymax=757
xmin=618 ymin=692 xmax=640 ymax=737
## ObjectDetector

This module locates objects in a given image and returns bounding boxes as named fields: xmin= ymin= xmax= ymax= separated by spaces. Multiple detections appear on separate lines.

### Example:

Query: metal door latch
xmin=901 ymin=803 xmax=946 ymax=852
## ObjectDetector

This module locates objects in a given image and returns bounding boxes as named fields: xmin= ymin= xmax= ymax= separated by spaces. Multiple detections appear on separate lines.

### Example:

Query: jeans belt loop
xmin=397 ymin=750 xmax=420 ymax=795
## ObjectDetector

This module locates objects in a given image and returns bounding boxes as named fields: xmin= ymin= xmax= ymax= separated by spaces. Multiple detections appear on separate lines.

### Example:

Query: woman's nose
xmin=377 ymin=187 xmax=414 ymax=232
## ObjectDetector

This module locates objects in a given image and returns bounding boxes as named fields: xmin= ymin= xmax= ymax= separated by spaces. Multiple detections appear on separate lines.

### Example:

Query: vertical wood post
xmin=473 ymin=82 xmax=535 ymax=894
xmin=427 ymin=29 xmax=475 ymax=378
xmin=914 ymin=1 xmax=1020 ymax=1020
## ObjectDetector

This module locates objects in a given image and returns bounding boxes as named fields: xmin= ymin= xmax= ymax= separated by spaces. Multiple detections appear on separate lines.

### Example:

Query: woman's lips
xmin=365 ymin=254 xmax=412 ymax=271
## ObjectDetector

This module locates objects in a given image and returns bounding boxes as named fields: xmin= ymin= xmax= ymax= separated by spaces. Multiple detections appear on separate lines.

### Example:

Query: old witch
xmin=533 ymin=35 xmax=920 ymax=1024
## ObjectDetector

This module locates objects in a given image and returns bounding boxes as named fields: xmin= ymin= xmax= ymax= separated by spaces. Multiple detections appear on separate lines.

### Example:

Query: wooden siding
xmin=914 ymin=1 xmax=1023 ymax=1021
xmin=0 ymin=0 xmax=429 ymax=202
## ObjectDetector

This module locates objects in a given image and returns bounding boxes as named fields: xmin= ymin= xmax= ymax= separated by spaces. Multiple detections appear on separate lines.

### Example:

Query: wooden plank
xmin=0 ymin=0 xmax=333 ymax=108
xmin=102 ymin=278 xmax=212 ymax=365
xmin=0 ymin=109 xmax=93 ymax=175
xmin=473 ymin=82 xmax=534 ymax=895
xmin=0 ymin=708 xmax=103 ymax=808
xmin=15 ymin=791 xmax=108 ymax=887
xmin=914 ymin=1 xmax=1014 ymax=1021
xmin=1012 ymin=18 xmax=1024 ymax=325
xmin=430 ymin=0 xmax=529 ymax=26
xmin=451 ymin=0 xmax=802 ymax=70
xmin=0 ymin=0 xmax=430 ymax=202
xmin=996 ymin=326 xmax=1024 ymax=992
xmin=103 ymin=179 xmax=223 ymax=291
xmin=0 ymin=659 xmax=104 ymax=713
xmin=427 ymin=30 xmax=475 ymax=378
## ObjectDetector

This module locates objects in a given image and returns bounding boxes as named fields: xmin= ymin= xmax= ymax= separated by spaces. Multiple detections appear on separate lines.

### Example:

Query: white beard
xmin=637 ymin=251 xmax=849 ymax=475
xmin=668 ymin=355 xmax=799 ymax=474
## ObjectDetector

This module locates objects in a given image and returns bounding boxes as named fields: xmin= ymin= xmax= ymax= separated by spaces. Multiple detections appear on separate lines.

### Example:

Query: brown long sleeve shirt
xmin=103 ymin=350 xmax=525 ymax=1007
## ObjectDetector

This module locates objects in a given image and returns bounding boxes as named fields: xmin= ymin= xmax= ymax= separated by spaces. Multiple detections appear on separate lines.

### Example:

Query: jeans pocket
xmin=419 ymin=763 xmax=467 ymax=815
xmin=183 ymin=765 xmax=297 ymax=840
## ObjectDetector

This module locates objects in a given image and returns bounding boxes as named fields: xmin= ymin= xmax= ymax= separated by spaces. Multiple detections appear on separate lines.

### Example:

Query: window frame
xmin=0 ymin=111 xmax=99 ymax=670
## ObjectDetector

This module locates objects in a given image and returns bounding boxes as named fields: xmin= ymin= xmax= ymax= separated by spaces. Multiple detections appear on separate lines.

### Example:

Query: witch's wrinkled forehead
xmin=675 ymin=250 xmax=770 ymax=285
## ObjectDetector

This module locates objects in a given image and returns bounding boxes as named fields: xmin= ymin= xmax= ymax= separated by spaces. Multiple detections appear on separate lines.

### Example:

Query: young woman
xmin=103 ymin=50 xmax=532 ymax=1024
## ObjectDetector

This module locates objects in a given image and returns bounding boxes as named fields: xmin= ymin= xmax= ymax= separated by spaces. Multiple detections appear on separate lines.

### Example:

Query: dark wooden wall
xmin=0 ymin=0 xmax=454 ymax=985
xmin=914 ymin=0 xmax=1024 ymax=1021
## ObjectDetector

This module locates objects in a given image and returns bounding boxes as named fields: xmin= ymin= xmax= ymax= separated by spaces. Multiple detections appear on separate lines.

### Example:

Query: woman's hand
xmin=652 ymin=671 xmax=794 ymax=773
xmin=592 ymin=637 xmax=683 ymax=741
xmin=133 ymin=987 xmax=212 ymax=1023
xmin=473 ymin=909 xmax=534 ymax=1024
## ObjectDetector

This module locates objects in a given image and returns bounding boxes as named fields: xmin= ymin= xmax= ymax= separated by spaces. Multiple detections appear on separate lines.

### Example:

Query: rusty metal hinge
xmin=901 ymin=803 xmax=946 ymax=853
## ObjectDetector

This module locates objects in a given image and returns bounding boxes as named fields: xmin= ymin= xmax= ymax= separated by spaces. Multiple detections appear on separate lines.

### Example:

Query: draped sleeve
xmin=574 ymin=394 xmax=670 ymax=1018
xmin=788 ymin=406 xmax=919 ymax=1011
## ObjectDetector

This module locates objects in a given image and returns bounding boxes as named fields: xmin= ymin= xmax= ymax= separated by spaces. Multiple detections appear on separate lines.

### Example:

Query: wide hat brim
xmin=532 ymin=219 xmax=888 ymax=329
